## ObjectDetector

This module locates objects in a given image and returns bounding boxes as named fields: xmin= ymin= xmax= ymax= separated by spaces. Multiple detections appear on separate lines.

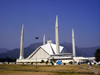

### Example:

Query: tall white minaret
xmin=19 ymin=24 xmax=24 ymax=59
xmin=55 ymin=15 xmax=59 ymax=54
xmin=72 ymin=28 xmax=76 ymax=57
xmin=43 ymin=34 xmax=45 ymax=45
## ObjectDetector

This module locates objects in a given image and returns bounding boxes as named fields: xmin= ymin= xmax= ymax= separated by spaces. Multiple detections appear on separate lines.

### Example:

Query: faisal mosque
xmin=17 ymin=15 xmax=95 ymax=63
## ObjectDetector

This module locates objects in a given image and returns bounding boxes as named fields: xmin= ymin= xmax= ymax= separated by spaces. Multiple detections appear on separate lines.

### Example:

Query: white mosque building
xmin=16 ymin=15 xmax=95 ymax=63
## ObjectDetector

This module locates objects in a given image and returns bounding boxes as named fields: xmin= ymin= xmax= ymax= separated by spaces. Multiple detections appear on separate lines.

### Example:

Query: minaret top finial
xmin=43 ymin=34 xmax=45 ymax=45
xmin=72 ymin=28 xmax=74 ymax=38
xmin=56 ymin=15 xmax=58 ymax=26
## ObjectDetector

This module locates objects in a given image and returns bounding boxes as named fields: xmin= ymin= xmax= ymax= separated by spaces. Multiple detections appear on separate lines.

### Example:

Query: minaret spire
xmin=43 ymin=34 xmax=45 ymax=45
xmin=55 ymin=15 xmax=59 ymax=54
xmin=19 ymin=24 xmax=24 ymax=59
xmin=72 ymin=28 xmax=76 ymax=57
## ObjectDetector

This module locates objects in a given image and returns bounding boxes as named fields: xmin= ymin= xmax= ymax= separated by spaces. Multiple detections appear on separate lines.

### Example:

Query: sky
xmin=0 ymin=0 xmax=100 ymax=50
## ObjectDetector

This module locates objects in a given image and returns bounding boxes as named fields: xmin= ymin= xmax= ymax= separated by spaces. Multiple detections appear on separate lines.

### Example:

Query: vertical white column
xmin=72 ymin=28 xmax=76 ymax=57
xmin=55 ymin=15 xmax=59 ymax=54
xmin=19 ymin=24 xmax=24 ymax=59
xmin=43 ymin=34 xmax=45 ymax=45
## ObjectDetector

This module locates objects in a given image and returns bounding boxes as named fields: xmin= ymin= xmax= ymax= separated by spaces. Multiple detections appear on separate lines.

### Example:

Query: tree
xmin=40 ymin=60 xmax=44 ymax=63
xmin=46 ymin=60 xmax=48 ymax=65
xmin=50 ymin=61 xmax=54 ymax=65
xmin=0 ymin=58 xmax=2 ymax=62
xmin=69 ymin=61 xmax=73 ymax=65
xmin=94 ymin=49 xmax=100 ymax=62
xmin=13 ymin=58 xmax=16 ymax=62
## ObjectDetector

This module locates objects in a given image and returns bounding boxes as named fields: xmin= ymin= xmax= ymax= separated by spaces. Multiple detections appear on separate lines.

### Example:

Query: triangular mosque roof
xmin=40 ymin=43 xmax=64 ymax=55
xmin=27 ymin=42 xmax=66 ymax=59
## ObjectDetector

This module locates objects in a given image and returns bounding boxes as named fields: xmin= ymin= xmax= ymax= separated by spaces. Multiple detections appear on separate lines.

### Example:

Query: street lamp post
xmin=35 ymin=37 xmax=39 ymax=68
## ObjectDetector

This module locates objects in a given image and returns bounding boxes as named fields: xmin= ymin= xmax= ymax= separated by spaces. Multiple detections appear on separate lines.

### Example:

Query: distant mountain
xmin=79 ymin=46 xmax=100 ymax=57
xmin=0 ymin=48 xmax=9 ymax=53
xmin=0 ymin=43 xmax=42 ymax=58
xmin=60 ymin=42 xmax=82 ymax=56
xmin=0 ymin=42 xmax=100 ymax=58
xmin=27 ymin=43 xmax=42 ymax=49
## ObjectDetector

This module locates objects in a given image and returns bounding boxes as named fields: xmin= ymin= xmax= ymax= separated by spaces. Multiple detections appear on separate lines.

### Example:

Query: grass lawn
xmin=0 ymin=70 xmax=95 ymax=75
xmin=0 ymin=64 xmax=92 ymax=72
xmin=81 ymin=64 xmax=100 ymax=70
xmin=0 ymin=70 xmax=56 ymax=75
xmin=0 ymin=64 xmax=98 ymax=75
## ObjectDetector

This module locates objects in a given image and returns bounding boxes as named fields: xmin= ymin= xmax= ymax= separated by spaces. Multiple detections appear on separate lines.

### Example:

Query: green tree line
xmin=94 ymin=49 xmax=100 ymax=62
xmin=0 ymin=56 xmax=16 ymax=62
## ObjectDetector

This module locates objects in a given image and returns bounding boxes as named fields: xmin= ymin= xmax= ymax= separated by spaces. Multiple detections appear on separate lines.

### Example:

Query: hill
xmin=0 ymin=43 xmax=42 ymax=58
xmin=0 ymin=48 xmax=9 ymax=53
xmin=0 ymin=42 xmax=100 ymax=58
xmin=79 ymin=46 xmax=100 ymax=57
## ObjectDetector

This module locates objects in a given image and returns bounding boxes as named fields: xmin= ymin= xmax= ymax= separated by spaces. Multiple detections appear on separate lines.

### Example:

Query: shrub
xmin=20 ymin=62 xmax=22 ymax=64
xmin=85 ymin=60 xmax=89 ymax=64
xmin=63 ymin=63 xmax=66 ymax=65
xmin=40 ymin=60 xmax=44 ymax=63
xmin=94 ymin=62 xmax=96 ymax=65
xmin=69 ymin=61 xmax=73 ymax=65
xmin=78 ymin=62 xmax=80 ymax=65
xmin=46 ymin=60 xmax=48 ymax=65
xmin=31 ymin=62 xmax=33 ymax=65
xmin=50 ymin=61 xmax=54 ymax=65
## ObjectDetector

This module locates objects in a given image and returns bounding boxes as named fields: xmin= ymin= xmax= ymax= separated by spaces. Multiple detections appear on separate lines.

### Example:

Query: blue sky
xmin=0 ymin=0 xmax=100 ymax=50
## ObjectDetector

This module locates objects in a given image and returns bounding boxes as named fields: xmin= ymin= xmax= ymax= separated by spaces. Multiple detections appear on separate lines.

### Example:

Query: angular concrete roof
xmin=27 ymin=43 xmax=66 ymax=59
xmin=40 ymin=43 xmax=64 ymax=55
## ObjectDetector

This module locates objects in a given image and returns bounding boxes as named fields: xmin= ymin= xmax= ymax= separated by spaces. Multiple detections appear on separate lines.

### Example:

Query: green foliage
xmin=31 ymin=62 xmax=33 ymax=65
xmin=0 ymin=56 xmax=17 ymax=63
xmin=63 ymin=63 xmax=66 ymax=65
xmin=2 ymin=56 xmax=13 ymax=62
xmin=40 ymin=60 xmax=44 ymax=63
xmin=13 ymin=58 xmax=16 ymax=62
xmin=94 ymin=49 xmax=100 ymax=62
xmin=0 ymin=58 xmax=2 ymax=62
xmin=94 ymin=62 xmax=96 ymax=65
xmin=50 ymin=61 xmax=54 ymax=65
xmin=69 ymin=61 xmax=73 ymax=65
xmin=85 ymin=60 xmax=89 ymax=64
xmin=78 ymin=62 xmax=80 ymax=65
xmin=46 ymin=60 xmax=48 ymax=65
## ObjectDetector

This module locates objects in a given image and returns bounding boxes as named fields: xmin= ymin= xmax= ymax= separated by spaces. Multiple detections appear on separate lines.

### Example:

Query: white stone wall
xmin=62 ymin=60 xmax=73 ymax=63
xmin=31 ymin=48 xmax=50 ymax=59
xmin=17 ymin=48 xmax=50 ymax=62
